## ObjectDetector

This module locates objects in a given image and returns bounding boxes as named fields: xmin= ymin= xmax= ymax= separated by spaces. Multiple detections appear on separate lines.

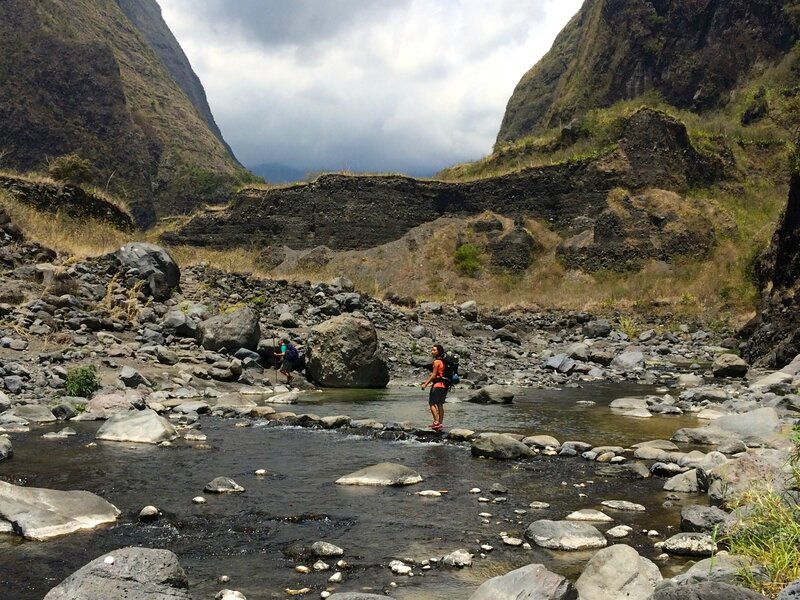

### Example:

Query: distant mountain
xmin=497 ymin=0 xmax=800 ymax=144
xmin=0 ymin=0 xmax=253 ymax=226
xmin=249 ymin=163 xmax=307 ymax=184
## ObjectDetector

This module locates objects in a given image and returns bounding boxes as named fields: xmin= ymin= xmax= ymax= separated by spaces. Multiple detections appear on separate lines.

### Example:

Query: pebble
xmin=192 ymin=496 xmax=206 ymax=504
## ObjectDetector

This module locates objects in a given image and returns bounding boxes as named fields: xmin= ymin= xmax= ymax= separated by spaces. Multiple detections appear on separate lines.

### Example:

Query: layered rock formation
xmin=166 ymin=109 xmax=721 ymax=272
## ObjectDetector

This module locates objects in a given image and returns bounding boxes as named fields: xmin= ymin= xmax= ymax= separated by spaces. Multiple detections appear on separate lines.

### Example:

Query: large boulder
xmin=471 ymin=434 xmax=534 ymax=460
xmin=712 ymin=353 xmax=749 ymax=378
xmin=305 ymin=315 xmax=389 ymax=388
xmin=465 ymin=384 xmax=514 ymax=404
xmin=114 ymin=242 xmax=180 ymax=301
xmin=575 ymin=544 xmax=662 ymax=600
xmin=43 ymin=547 xmax=191 ymax=599
xmin=650 ymin=582 xmax=768 ymax=600
xmin=468 ymin=563 xmax=578 ymax=600
xmin=0 ymin=435 xmax=11 ymax=461
xmin=335 ymin=463 xmax=422 ymax=487
xmin=0 ymin=480 xmax=120 ymax=540
xmin=704 ymin=449 xmax=793 ymax=508
xmin=524 ymin=520 xmax=607 ymax=551
xmin=96 ymin=409 xmax=177 ymax=444
xmin=199 ymin=307 xmax=261 ymax=352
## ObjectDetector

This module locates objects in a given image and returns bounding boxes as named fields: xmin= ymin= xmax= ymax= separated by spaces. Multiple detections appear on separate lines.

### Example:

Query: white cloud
xmin=158 ymin=0 xmax=584 ymax=176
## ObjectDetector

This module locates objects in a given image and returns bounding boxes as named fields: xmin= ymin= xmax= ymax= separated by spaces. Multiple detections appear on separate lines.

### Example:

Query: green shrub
xmin=48 ymin=153 xmax=95 ymax=185
xmin=454 ymin=243 xmax=482 ymax=277
xmin=65 ymin=365 xmax=101 ymax=398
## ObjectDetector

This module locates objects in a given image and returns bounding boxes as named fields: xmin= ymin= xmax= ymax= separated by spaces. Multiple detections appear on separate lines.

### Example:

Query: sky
xmin=158 ymin=0 xmax=584 ymax=178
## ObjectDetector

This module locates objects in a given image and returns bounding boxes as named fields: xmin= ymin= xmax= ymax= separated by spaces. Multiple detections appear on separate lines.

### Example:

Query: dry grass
xmin=0 ymin=191 xmax=133 ymax=258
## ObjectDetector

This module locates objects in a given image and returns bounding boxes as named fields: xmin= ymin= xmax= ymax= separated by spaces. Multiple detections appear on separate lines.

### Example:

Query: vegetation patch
xmin=64 ymin=365 xmax=101 ymax=398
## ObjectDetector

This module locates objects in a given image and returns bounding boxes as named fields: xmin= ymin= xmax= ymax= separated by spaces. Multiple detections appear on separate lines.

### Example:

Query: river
xmin=0 ymin=382 xmax=705 ymax=599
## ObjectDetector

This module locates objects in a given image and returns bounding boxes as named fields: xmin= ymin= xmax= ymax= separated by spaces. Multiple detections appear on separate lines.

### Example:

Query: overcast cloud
xmin=158 ymin=0 xmax=583 ymax=177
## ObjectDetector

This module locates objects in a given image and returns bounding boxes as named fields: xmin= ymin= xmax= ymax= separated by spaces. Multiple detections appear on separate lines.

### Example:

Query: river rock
xmin=465 ymin=384 xmax=514 ymax=404
xmin=96 ymin=409 xmax=177 ymax=444
xmin=199 ymin=307 xmax=260 ymax=352
xmin=335 ymin=462 xmax=422 ymax=486
xmin=119 ymin=366 xmax=151 ymax=388
xmin=468 ymin=563 xmax=577 ymax=600
xmin=312 ymin=541 xmax=344 ymax=557
xmin=704 ymin=449 xmax=793 ymax=507
xmin=525 ymin=520 xmax=607 ymax=550
xmin=43 ymin=547 xmax=190 ymax=599
xmin=326 ymin=594 xmax=386 ymax=599
xmin=6 ymin=404 xmax=56 ymax=423
xmin=204 ymin=477 xmax=244 ymax=493
xmin=663 ymin=469 xmax=700 ymax=493
xmin=566 ymin=509 xmax=613 ymax=522
xmin=576 ymin=543 xmax=661 ymax=600
xmin=594 ymin=462 xmax=650 ymax=479
xmin=650 ymin=582 xmax=768 ymax=600
xmin=0 ymin=480 xmax=120 ymax=540
xmin=583 ymin=319 xmax=611 ymax=338
xmin=72 ymin=392 xmax=137 ymax=420
xmin=601 ymin=500 xmax=645 ymax=511
xmin=777 ymin=580 xmax=800 ymax=600
xmin=667 ymin=554 xmax=767 ymax=586
xmin=442 ymin=548 xmax=473 ymax=568
xmin=611 ymin=351 xmax=644 ymax=370
xmin=162 ymin=310 xmax=198 ymax=339
xmin=216 ymin=591 xmax=246 ymax=600
xmin=712 ymin=353 xmax=749 ymax=378
xmin=471 ymin=434 xmax=533 ymax=459
xmin=610 ymin=396 xmax=649 ymax=410
xmin=662 ymin=532 xmax=716 ymax=556
xmin=114 ymin=243 xmax=180 ymax=301
xmin=680 ymin=505 xmax=728 ymax=532
xmin=0 ymin=435 xmax=11 ymax=461
xmin=305 ymin=315 xmax=389 ymax=388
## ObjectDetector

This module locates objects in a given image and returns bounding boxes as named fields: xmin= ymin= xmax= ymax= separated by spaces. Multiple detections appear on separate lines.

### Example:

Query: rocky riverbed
xmin=1 ymin=215 xmax=799 ymax=599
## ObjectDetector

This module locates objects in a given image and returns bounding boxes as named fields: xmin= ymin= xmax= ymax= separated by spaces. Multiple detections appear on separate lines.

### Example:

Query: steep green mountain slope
xmin=497 ymin=0 xmax=800 ymax=144
xmin=0 ymin=0 xmax=252 ymax=226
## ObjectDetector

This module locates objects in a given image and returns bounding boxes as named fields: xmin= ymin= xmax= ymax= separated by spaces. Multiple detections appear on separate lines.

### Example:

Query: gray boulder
xmin=6 ymin=404 xmax=56 ymax=423
xmin=712 ymin=353 xmax=749 ymax=378
xmin=583 ymin=319 xmax=611 ymax=338
xmin=663 ymin=532 xmax=716 ymax=557
xmin=306 ymin=315 xmax=389 ymax=388
xmin=705 ymin=450 xmax=793 ymax=507
xmin=777 ymin=579 xmax=800 ymax=600
xmin=468 ymin=563 xmax=578 ymax=600
xmin=96 ymin=409 xmax=177 ymax=444
xmin=611 ymin=351 xmax=645 ymax=370
xmin=465 ymin=384 xmax=515 ymax=404
xmin=575 ymin=544 xmax=661 ymax=600
xmin=199 ymin=307 xmax=261 ymax=352
xmin=472 ymin=434 xmax=533 ymax=460
xmin=0 ymin=480 xmax=120 ymax=540
xmin=525 ymin=520 xmax=607 ymax=550
xmin=43 ymin=547 xmax=190 ymax=599
xmin=327 ymin=595 xmax=387 ymax=600
xmin=162 ymin=310 xmax=198 ymax=339
xmin=680 ymin=505 xmax=728 ymax=532
xmin=335 ymin=463 xmax=422 ymax=486
xmin=667 ymin=554 xmax=767 ymax=587
xmin=114 ymin=243 xmax=180 ymax=301
xmin=650 ymin=582 xmax=768 ymax=600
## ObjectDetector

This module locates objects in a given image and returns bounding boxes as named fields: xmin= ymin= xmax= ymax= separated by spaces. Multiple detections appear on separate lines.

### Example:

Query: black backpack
xmin=285 ymin=344 xmax=299 ymax=361
xmin=439 ymin=354 xmax=460 ymax=387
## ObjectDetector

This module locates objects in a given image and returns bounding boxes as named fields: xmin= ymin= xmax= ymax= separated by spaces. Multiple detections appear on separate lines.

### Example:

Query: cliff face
xmin=0 ymin=0 xmax=248 ymax=226
xmin=743 ymin=167 xmax=800 ymax=368
xmin=498 ymin=0 xmax=800 ymax=143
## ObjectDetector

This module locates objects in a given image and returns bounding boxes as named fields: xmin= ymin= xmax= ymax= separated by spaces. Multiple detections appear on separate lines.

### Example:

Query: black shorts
xmin=429 ymin=386 xmax=447 ymax=405
xmin=281 ymin=358 xmax=294 ymax=372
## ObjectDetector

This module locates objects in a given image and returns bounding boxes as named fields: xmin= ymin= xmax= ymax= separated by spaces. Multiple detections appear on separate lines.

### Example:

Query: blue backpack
xmin=285 ymin=344 xmax=299 ymax=361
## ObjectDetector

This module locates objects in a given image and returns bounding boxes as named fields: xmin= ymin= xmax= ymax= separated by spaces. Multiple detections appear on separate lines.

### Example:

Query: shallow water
xmin=0 ymin=383 xmax=705 ymax=599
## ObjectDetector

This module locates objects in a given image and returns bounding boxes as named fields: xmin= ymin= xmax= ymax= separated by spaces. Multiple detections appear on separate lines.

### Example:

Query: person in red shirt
xmin=421 ymin=344 xmax=448 ymax=430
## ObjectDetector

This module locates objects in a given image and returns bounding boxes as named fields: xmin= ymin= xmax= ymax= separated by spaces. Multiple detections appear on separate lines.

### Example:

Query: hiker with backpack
xmin=274 ymin=338 xmax=299 ymax=385
xmin=421 ymin=344 xmax=458 ymax=431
